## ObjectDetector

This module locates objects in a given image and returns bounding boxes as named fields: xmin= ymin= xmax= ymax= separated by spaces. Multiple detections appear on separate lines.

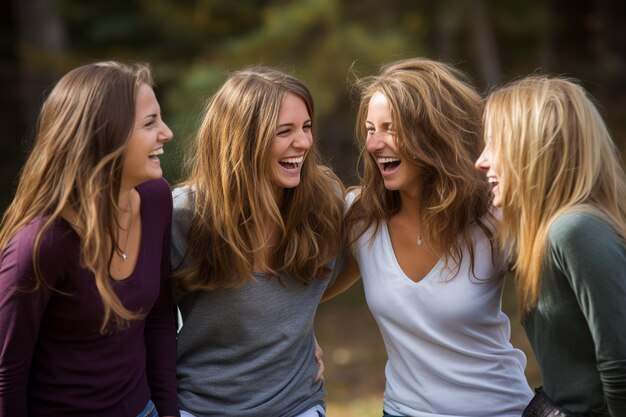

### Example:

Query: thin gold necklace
xmin=119 ymin=197 xmax=132 ymax=261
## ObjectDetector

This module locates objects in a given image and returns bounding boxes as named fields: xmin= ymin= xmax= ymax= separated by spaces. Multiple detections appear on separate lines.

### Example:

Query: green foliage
xmin=5 ymin=0 xmax=624 ymax=200
xmin=54 ymin=0 xmax=430 ymax=183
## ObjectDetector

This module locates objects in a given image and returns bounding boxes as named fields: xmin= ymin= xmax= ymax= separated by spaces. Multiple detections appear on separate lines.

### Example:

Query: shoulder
xmin=171 ymin=185 xmax=196 ymax=233
xmin=548 ymin=210 xmax=619 ymax=249
xmin=345 ymin=186 xmax=362 ymax=210
xmin=137 ymin=178 xmax=173 ymax=208
xmin=137 ymin=178 xmax=173 ymax=226
xmin=17 ymin=217 xmax=76 ymax=253
xmin=172 ymin=185 xmax=195 ymax=213
xmin=544 ymin=210 xmax=626 ymax=310
xmin=1 ymin=217 xmax=75 ymax=284
xmin=547 ymin=210 xmax=625 ymax=271
xmin=138 ymin=177 xmax=171 ymax=194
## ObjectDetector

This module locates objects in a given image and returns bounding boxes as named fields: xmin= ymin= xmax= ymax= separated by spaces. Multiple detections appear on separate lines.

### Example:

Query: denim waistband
xmin=137 ymin=399 xmax=158 ymax=417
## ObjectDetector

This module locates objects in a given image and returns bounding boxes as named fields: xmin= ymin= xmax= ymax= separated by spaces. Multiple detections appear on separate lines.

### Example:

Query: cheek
xmin=491 ymin=158 xmax=502 ymax=178
xmin=365 ymin=137 xmax=374 ymax=153
xmin=270 ymin=139 xmax=285 ymax=158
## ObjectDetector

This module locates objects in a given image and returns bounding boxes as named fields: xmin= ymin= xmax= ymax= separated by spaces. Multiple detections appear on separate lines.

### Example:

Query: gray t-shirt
xmin=171 ymin=186 xmax=340 ymax=417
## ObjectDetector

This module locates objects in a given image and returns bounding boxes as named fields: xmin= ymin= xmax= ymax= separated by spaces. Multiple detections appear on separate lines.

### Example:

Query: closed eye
xmin=140 ymin=113 xmax=158 ymax=128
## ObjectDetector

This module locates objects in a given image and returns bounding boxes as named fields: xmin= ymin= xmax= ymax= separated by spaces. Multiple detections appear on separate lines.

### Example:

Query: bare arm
xmin=322 ymin=254 xmax=361 ymax=301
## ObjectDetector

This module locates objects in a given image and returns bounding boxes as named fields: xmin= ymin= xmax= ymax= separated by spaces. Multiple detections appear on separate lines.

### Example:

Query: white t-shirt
xmin=353 ymin=202 xmax=533 ymax=416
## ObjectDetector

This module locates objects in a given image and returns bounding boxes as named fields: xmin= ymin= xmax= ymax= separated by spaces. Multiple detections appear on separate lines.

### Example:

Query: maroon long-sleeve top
xmin=0 ymin=178 xmax=179 ymax=417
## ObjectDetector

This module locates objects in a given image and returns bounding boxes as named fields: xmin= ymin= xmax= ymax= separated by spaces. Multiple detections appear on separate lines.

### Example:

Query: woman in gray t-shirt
xmin=171 ymin=67 xmax=344 ymax=417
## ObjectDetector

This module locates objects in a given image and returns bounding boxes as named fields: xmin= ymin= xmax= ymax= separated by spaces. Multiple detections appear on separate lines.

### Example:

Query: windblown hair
xmin=346 ymin=58 xmax=495 ymax=272
xmin=484 ymin=76 xmax=626 ymax=313
xmin=174 ymin=67 xmax=344 ymax=291
xmin=0 ymin=61 xmax=153 ymax=331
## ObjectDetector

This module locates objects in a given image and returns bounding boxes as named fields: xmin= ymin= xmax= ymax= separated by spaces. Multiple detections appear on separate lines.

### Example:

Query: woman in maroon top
xmin=0 ymin=61 xmax=179 ymax=417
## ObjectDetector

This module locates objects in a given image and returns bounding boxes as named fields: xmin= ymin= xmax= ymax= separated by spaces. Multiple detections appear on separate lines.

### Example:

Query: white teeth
xmin=487 ymin=178 xmax=498 ymax=184
xmin=279 ymin=156 xmax=304 ymax=164
xmin=149 ymin=149 xmax=164 ymax=157
xmin=377 ymin=157 xmax=400 ymax=164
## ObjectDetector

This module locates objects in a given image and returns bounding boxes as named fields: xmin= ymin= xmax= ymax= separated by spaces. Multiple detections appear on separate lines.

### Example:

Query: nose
xmin=475 ymin=148 xmax=490 ymax=171
xmin=160 ymin=120 xmax=173 ymax=143
xmin=294 ymin=129 xmax=312 ymax=150
xmin=365 ymin=131 xmax=386 ymax=153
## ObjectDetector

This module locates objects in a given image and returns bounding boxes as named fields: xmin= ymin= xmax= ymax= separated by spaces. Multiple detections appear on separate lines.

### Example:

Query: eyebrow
xmin=276 ymin=119 xmax=311 ymax=129
xmin=365 ymin=120 xmax=393 ymax=128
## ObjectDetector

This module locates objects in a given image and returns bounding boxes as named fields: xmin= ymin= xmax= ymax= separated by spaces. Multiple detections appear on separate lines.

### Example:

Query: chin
xmin=284 ymin=181 xmax=301 ymax=189
xmin=280 ymin=173 xmax=302 ymax=188
xmin=381 ymin=179 xmax=401 ymax=191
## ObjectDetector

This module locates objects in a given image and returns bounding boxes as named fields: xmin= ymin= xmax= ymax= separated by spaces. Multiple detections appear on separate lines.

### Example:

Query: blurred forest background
xmin=1 ymin=0 xmax=625 ymax=416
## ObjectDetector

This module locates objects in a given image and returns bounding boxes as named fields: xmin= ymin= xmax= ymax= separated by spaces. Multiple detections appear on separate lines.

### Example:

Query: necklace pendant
xmin=417 ymin=235 xmax=424 ymax=247
xmin=121 ymin=251 xmax=128 ymax=261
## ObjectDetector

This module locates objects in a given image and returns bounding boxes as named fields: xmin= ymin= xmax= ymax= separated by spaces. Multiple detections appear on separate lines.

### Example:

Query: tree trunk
xmin=14 ymin=0 xmax=67 ymax=130
xmin=470 ymin=0 xmax=502 ymax=89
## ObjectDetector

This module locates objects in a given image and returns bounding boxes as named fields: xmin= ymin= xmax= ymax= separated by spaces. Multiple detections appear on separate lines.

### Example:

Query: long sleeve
xmin=550 ymin=214 xmax=626 ymax=416
xmin=0 ymin=221 xmax=59 ymax=417
xmin=143 ymin=179 xmax=179 ymax=417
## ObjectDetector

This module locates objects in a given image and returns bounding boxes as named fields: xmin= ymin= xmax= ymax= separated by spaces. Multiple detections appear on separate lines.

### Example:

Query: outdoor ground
xmin=315 ymin=278 xmax=542 ymax=417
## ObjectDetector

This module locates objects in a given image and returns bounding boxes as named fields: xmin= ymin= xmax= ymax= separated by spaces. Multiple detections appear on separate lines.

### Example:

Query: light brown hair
xmin=0 ymin=61 xmax=153 ymax=331
xmin=347 ymin=58 xmax=495 ymax=272
xmin=174 ymin=67 xmax=344 ymax=290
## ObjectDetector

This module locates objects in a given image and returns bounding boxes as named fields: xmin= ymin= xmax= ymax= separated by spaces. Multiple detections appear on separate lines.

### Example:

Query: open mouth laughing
xmin=279 ymin=155 xmax=305 ymax=170
xmin=149 ymin=148 xmax=163 ymax=162
xmin=377 ymin=156 xmax=401 ymax=173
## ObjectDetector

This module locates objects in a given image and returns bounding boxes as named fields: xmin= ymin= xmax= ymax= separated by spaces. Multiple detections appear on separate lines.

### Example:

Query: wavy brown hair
xmin=0 ymin=61 xmax=153 ymax=331
xmin=484 ymin=76 xmax=626 ymax=313
xmin=174 ymin=67 xmax=344 ymax=291
xmin=346 ymin=58 xmax=495 ymax=272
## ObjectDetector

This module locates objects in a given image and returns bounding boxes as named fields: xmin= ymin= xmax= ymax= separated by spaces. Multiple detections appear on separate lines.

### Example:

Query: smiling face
xmin=475 ymin=124 xmax=502 ymax=207
xmin=365 ymin=91 xmax=420 ymax=193
xmin=269 ymin=92 xmax=313 ymax=194
xmin=121 ymin=83 xmax=173 ymax=189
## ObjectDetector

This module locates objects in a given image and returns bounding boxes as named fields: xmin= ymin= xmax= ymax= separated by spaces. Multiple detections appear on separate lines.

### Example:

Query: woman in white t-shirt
xmin=324 ymin=58 xmax=533 ymax=417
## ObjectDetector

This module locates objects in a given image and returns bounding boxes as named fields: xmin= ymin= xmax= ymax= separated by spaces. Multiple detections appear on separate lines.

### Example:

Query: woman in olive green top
xmin=476 ymin=76 xmax=626 ymax=417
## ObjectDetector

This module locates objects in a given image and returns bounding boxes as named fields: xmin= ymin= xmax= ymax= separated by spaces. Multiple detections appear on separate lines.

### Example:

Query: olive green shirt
xmin=524 ymin=212 xmax=626 ymax=416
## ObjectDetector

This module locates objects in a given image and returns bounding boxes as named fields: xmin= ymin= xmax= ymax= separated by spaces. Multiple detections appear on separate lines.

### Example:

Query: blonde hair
xmin=346 ymin=58 xmax=494 ymax=272
xmin=484 ymin=75 xmax=626 ymax=313
xmin=0 ymin=61 xmax=153 ymax=331
xmin=175 ymin=67 xmax=344 ymax=290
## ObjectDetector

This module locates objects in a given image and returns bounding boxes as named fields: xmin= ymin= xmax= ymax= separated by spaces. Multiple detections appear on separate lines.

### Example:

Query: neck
xmin=115 ymin=187 xmax=135 ymax=262
xmin=396 ymin=187 xmax=422 ymax=221
xmin=117 ymin=187 xmax=134 ymax=212
xmin=272 ymin=185 xmax=285 ymax=206
xmin=394 ymin=187 xmax=427 ymax=248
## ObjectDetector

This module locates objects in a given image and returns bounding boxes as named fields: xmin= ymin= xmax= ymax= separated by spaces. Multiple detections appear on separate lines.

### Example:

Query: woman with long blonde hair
xmin=0 ymin=61 xmax=178 ymax=417
xmin=325 ymin=58 xmax=533 ymax=416
xmin=171 ymin=66 xmax=344 ymax=417
xmin=476 ymin=76 xmax=626 ymax=416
